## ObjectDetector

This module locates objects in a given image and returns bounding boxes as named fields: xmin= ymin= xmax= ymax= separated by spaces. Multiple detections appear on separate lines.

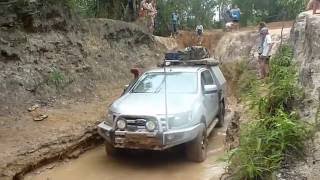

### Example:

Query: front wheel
xmin=185 ymin=126 xmax=207 ymax=162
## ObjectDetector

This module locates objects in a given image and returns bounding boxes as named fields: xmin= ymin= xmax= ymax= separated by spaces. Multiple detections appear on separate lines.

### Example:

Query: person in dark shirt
xmin=171 ymin=12 xmax=179 ymax=37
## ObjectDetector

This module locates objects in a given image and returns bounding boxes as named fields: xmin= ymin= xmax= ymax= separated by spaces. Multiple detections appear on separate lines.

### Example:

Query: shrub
xmin=228 ymin=110 xmax=309 ymax=179
xmin=48 ymin=68 xmax=66 ymax=90
xmin=226 ymin=45 xmax=310 ymax=179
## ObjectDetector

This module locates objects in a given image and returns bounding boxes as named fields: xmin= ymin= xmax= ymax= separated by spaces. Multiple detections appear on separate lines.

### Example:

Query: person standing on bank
xmin=258 ymin=23 xmax=272 ymax=79
xmin=307 ymin=0 xmax=320 ymax=14
xmin=171 ymin=12 xmax=179 ymax=38
xmin=230 ymin=4 xmax=241 ymax=30
xmin=195 ymin=24 xmax=204 ymax=45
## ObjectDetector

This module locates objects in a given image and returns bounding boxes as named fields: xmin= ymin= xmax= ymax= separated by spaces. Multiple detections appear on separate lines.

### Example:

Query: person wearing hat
xmin=258 ymin=22 xmax=272 ymax=79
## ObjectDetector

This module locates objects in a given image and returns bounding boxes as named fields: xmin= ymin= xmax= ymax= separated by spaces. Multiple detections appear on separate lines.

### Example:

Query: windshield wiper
xmin=154 ymin=77 xmax=165 ymax=93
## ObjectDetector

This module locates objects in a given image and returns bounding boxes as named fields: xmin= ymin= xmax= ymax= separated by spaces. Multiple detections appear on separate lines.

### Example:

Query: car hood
xmin=111 ymin=93 xmax=199 ymax=115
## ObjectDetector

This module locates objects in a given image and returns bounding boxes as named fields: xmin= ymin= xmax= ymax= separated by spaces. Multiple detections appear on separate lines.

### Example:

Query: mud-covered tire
xmin=185 ymin=126 xmax=207 ymax=162
xmin=105 ymin=142 xmax=119 ymax=157
xmin=216 ymin=101 xmax=225 ymax=128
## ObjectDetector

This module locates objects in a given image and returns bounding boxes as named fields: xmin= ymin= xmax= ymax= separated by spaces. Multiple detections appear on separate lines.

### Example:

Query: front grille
xmin=126 ymin=118 xmax=147 ymax=131
xmin=118 ymin=116 xmax=157 ymax=132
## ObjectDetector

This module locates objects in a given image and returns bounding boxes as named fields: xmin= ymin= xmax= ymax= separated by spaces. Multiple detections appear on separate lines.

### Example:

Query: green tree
xmin=277 ymin=0 xmax=308 ymax=19
xmin=155 ymin=0 xmax=217 ymax=35
xmin=231 ymin=0 xmax=307 ymax=25
xmin=70 ymin=0 xmax=133 ymax=19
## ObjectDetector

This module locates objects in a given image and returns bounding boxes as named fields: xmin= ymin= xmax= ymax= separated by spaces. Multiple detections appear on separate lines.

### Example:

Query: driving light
xmin=146 ymin=121 xmax=156 ymax=131
xmin=116 ymin=118 xmax=126 ymax=130
xmin=105 ymin=111 xmax=114 ymax=125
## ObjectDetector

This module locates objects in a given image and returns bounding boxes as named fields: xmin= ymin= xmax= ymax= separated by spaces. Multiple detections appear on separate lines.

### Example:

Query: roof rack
xmin=160 ymin=58 xmax=220 ymax=67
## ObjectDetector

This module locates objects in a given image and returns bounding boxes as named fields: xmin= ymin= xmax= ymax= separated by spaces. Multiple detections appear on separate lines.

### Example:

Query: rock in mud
xmin=67 ymin=149 xmax=82 ymax=159
xmin=33 ymin=114 xmax=48 ymax=121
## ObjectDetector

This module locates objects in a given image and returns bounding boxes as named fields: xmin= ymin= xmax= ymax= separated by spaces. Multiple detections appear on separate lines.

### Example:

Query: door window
xmin=201 ymin=70 xmax=215 ymax=87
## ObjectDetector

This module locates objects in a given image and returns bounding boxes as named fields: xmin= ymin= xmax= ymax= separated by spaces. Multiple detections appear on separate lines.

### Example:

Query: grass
xmin=48 ymin=68 xmax=72 ymax=91
xmin=226 ymin=45 xmax=311 ymax=179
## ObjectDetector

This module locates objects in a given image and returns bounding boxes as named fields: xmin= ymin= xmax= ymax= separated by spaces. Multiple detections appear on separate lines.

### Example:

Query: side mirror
xmin=121 ymin=84 xmax=130 ymax=96
xmin=204 ymin=85 xmax=218 ymax=94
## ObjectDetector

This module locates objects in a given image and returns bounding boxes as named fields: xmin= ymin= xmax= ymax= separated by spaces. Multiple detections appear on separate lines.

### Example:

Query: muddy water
xmin=25 ymin=126 xmax=227 ymax=180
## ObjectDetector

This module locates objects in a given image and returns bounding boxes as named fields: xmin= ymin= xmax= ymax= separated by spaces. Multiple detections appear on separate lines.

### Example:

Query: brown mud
xmin=25 ymin=115 xmax=231 ymax=180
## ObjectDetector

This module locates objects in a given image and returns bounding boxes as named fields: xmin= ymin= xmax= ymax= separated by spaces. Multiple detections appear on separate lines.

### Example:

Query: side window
xmin=201 ymin=70 xmax=214 ymax=87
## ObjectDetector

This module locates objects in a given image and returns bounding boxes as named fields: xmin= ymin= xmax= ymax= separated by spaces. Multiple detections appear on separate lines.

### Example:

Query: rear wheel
xmin=185 ymin=126 xmax=207 ymax=162
xmin=216 ymin=101 xmax=225 ymax=128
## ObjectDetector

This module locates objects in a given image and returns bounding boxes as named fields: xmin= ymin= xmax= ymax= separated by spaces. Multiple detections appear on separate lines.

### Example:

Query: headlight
xmin=168 ymin=112 xmax=192 ymax=129
xmin=146 ymin=121 xmax=156 ymax=131
xmin=116 ymin=118 xmax=126 ymax=130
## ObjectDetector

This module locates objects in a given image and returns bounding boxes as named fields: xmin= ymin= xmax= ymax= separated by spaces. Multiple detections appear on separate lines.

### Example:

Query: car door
xmin=201 ymin=70 xmax=219 ymax=125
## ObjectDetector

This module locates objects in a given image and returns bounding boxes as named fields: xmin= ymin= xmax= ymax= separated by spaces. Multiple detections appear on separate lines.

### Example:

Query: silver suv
xmin=98 ymin=59 xmax=226 ymax=162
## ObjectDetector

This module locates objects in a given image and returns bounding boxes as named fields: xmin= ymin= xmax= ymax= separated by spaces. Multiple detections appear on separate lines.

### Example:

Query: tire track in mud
xmin=24 ymin=112 xmax=237 ymax=180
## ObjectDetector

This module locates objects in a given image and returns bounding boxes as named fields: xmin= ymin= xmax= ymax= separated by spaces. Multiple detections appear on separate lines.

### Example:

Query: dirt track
xmin=25 ymin=112 xmax=234 ymax=180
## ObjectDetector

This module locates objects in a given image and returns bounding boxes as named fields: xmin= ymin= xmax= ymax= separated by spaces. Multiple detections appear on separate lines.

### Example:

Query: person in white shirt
xmin=258 ymin=23 xmax=272 ymax=79
xmin=196 ymin=25 xmax=204 ymax=36
xmin=196 ymin=24 xmax=204 ymax=45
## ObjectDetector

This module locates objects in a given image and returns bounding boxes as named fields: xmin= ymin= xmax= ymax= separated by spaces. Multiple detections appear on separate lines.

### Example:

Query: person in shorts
xmin=258 ymin=24 xmax=272 ymax=79
xmin=230 ymin=4 xmax=241 ymax=30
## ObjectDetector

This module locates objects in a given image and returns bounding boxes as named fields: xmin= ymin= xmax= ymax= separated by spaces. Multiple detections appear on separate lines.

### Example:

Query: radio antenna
xmin=164 ymin=59 xmax=168 ymax=127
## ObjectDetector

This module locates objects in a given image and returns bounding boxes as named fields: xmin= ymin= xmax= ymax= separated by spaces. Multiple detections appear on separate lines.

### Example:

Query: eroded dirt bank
xmin=0 ymin=1 xmax=165 ymax=179
xmin=278 ymin=11 xmax=320 ymax=180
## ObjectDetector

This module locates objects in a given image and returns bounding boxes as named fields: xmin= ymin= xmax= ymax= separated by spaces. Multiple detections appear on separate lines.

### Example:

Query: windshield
xmin=132 ymin=72 xmax=198 ymax=94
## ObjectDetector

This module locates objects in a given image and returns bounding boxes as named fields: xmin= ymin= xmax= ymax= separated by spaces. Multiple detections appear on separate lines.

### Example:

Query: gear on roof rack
xmin=161 ymin=58 xmax=219 ymax=67
xmin=162 ymin=46 xmax=218 ymax=67
xmin=165 ymin=46 xmax=210 ymax=61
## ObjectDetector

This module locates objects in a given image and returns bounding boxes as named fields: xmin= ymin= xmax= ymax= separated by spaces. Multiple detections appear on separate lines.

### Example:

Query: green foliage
xmin=277 ymin=0 xmax=309 ymax=19
xmin=231 ymin=0 xmax=307 ymax=25
xmin=229 ymin=110 xmax=309 ymax=179
xmin=68 ymin=0 xmax=97 ymax=17
xmin=227 ymin=45 xmax=311 ymax=179
xmin=48 ymin=68 xmax=67 ymax=90
xmin=53 ymin=0 xmax=308 ymax=33
xmin=267 ymin=46 xmax=302 ymax=114
xmin=68 ymin=0 xmax=130 ymax=18
xmin=155 ymin=0 xmax=218 ymax=35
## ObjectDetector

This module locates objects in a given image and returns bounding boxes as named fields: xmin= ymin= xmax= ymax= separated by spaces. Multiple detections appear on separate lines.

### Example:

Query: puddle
xmin=25 ymin=126 xmax=227 ymax=180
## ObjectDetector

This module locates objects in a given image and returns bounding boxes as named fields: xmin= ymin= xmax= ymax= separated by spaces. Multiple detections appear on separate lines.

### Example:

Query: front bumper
xmin=97 ymin=122 xmax=203 ymax=150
